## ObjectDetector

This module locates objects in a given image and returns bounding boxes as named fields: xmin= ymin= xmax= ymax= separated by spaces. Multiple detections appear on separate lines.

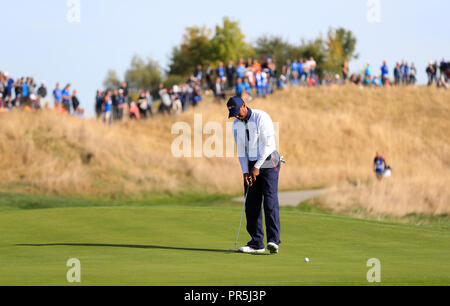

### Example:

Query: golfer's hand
xmin=250 ymin=168 xmax=260 ymax=183
xmin=244 ymin=173 xmax=252 ymax=187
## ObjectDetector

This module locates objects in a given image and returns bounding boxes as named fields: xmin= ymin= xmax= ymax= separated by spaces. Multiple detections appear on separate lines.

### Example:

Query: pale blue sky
xmin=1 ymin=0 xmax=449 ymax=116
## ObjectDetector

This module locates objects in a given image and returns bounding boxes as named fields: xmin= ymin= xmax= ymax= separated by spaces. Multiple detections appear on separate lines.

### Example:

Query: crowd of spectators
xmin=427 ymin=59 xmax=450 ymax=88
xmin=98 ymin=56 xmax=320 ymax=123
xmin=206 ymin=58 xmax=280 ymax=102
xmin=346 ymin=60 xmax=418 ymax=87
xmin=96 ymin=57 xmax=285 ymax=124
xmin=95 ymin=78 xmax=203 ymax=124
xmin=346 ymin=59 xmax=449 ymax=88
xmin=0 ymin=72 xmax=44 ymax=112
xmin=3 ymin=56 xmax=448 ymax=119
xmin=280 ymin=57 xmax=319 ymax=88
xmin=0 ymin=71 xmax=84 ymax=116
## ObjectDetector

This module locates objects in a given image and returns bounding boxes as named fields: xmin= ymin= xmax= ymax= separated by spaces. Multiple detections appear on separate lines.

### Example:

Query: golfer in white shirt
xmin=227 ymin=96 xmax=282 ymax=254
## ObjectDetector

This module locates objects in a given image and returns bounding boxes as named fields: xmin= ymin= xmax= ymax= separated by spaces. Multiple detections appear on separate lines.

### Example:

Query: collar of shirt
xmin=244 ymin=108 xmax=253 ymax=123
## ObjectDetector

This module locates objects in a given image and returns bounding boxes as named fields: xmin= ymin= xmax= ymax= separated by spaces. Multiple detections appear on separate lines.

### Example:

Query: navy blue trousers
xmin=245 ymin=161 xmax=281 ymax=249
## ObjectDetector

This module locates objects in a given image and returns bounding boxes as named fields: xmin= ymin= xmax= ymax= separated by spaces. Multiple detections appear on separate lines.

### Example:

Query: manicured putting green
xmin=0 ymin=205 xmax=448 ymax=285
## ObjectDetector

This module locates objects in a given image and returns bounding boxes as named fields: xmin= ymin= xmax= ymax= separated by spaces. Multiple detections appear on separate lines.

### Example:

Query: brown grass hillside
xmin=0 ymin=86 xmax=449 ymax=217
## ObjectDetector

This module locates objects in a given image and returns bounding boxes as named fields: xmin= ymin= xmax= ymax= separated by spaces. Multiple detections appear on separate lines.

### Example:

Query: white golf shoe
xmin=267 ymin=242 xmax=279 ymax=254
xmin=238 ymin=246 xmax=266 ymax=254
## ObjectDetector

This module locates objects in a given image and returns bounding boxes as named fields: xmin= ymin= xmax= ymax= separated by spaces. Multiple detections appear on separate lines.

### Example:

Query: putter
xmin=230 ymin=186 xmax=249 ymax=252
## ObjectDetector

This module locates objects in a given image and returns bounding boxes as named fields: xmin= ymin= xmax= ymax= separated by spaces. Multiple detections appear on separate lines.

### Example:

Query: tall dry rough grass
xmin=0 ymin=86 xmax=448 ymax=216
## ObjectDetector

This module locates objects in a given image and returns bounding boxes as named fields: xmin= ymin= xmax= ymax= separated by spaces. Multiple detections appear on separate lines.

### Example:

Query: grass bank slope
xmin=0 ymin=86 xmax=448 ymax=217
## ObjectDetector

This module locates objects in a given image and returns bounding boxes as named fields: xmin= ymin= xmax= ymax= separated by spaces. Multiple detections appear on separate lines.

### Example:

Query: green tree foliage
xmin=169 ymin=26 xmax=213 ymax=77
xmin=103 ymin=69 xmax=122 ymax=90
xmin=254 ymin=36 xmax=327 ymax=77
xmin=324 ymin=27 xmax=359 ymax=74
xmin=254 ymin=28 xmax=358 ymax=77
xmin=253 ymin=35 xmax=293 ymax=70
xmin=125 ymin=55 xmax=163 ymax=93
xmin=168 ymin=17 xmax=254 ymax=77
xmin=297 ymin=38 xmax=327 ymax=77
xmin=106 ymin=23 xmax=358 ymax=92
xmin=164 ymin=74 xmax=188 ymax=90
xmin=210 ymin=17 xmax=254 ymax=64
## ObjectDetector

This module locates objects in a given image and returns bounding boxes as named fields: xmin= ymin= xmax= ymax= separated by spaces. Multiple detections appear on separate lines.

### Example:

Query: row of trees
xmin=103 ymin=17 xmax=358 ymax=95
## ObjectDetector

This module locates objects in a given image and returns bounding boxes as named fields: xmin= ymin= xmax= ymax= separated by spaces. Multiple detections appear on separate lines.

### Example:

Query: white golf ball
xmin=304 ymin=257 xmax=310 ymax=263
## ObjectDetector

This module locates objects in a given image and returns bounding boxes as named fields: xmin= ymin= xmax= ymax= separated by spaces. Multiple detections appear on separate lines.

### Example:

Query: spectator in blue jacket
xmin=381 ymin=61 xmax=389 ymax=85
xmin=242 ymin=77 xmax=252 ymax=101
xmin=236 ymin=77 xmax=244 ymax=97
xmin=61 ymin=84 xmax=72 ymax=113
xmin=236 ymin=59 xmax=247 ymax=80
xmin=5 ymin=73 xmax=14 ymax=99
xmin=298 ymin=59 xmax=305 ymax=86
xmin=290 ymin=59 xmax=299 ymax=86
xmin=22 ymin=78 xmax=29 ymax=98
xmin=216 ymin=62 xmax=225 ymax=81
xmin=365 ymin=62 xmax=372 ymax=78
xmin=254 ymin=68 xmax=267 ymax=98
xmin=53 ymin=82 xmax=62 ymax=108
xmin=400 ymin=61 xmax=405 ymax=82
xmin=402 ymin=62 xmax=410 ymax=85
xmin=103 ymin=91 xmax=113 ymax=125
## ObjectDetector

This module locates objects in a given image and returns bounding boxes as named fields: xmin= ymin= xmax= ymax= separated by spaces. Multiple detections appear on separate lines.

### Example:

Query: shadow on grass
xmin=16 ymin=243 xmax=271 ymax=256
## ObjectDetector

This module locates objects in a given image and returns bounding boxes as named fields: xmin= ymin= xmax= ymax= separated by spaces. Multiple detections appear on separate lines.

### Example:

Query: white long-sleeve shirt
xmin=233 ymin=109 xmax=277 ymax=174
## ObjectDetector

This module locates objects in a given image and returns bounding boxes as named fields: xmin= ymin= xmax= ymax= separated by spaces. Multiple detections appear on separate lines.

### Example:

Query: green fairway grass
xmin=0 ymin=193 xmax=449 ymax=286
